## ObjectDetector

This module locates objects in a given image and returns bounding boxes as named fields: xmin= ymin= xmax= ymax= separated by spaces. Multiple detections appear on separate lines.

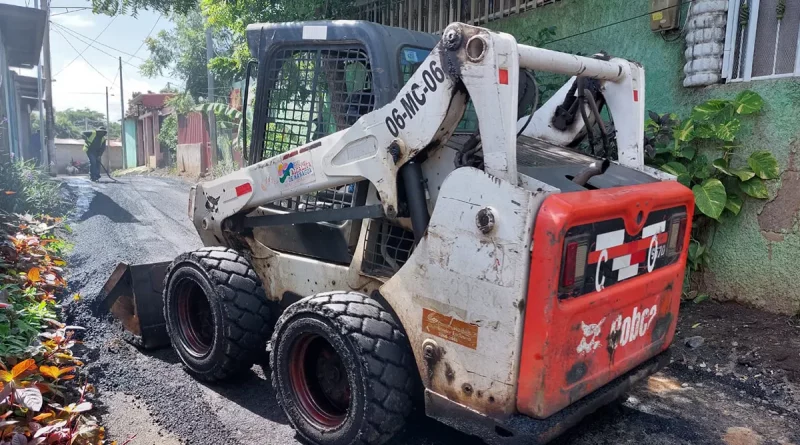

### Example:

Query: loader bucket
xmin=99 ymin=262 xmax=171 ymax=349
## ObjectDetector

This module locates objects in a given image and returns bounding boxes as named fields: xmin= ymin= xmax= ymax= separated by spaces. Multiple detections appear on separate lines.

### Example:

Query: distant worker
xmin=82 ymin=126 xmax=107 ymax=182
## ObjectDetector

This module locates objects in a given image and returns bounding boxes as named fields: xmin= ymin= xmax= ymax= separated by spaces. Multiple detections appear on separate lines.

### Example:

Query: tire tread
xmin=271 ymin=292 xmax=415 ymax=445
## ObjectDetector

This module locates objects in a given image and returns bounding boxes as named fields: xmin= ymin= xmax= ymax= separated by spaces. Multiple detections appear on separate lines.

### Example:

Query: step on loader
xmin=100 ymin=20 xmax=694 ymax=444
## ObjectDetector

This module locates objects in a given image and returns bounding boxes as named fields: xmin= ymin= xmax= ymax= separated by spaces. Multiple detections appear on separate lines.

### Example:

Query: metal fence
xmin=353 ymin=0 xmax=561 ymax=33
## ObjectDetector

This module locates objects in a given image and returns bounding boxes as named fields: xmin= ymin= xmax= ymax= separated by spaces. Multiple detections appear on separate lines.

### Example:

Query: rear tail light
xmin=667 ymin=215 xmax=688 ymax=255
xmin=561 ymin=238 xmax=588 ymax=289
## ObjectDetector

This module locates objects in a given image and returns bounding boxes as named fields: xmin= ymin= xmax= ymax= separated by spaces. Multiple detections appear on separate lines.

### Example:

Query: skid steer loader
xmin=101 ymin=20 xmax=694 ymax=444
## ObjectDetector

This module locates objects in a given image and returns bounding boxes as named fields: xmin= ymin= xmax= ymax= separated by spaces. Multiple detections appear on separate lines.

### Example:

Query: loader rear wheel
xmin=163 ymin=247 xmax=273 ymax=382
xmin=271 ymin=292 xmax=416 ymax=445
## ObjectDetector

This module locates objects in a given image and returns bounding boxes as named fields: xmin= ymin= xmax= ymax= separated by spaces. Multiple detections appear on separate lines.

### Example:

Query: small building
xmin=127 ymin=93 xmax=174 ymax=168
xmin=0 ymin=3 xmax=47 ymax=162
xmin=54 ymin=138 xmax=124 ymax=174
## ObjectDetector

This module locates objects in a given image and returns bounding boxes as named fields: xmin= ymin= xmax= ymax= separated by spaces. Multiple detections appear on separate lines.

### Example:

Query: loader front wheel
xmin=271 ymin=292 xmax=416 ymax=445
xmin=163 ymin=247 xmax=273 ymax=382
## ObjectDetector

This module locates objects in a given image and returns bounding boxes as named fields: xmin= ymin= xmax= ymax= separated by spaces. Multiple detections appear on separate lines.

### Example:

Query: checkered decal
xmin=558 ymin=206 xmax=687 ymax=300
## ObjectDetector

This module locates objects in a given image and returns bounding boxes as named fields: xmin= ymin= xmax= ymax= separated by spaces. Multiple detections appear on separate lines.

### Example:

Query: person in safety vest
xmin=82 ymin=126 xmax=107 ymax=182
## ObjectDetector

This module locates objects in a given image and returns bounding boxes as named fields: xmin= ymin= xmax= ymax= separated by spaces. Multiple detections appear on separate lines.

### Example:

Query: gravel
xmin=60 ymin=175 xmax=799 ymax=445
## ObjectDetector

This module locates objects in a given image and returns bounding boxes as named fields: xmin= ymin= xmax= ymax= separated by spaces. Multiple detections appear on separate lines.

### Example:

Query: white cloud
xmin=52 ymin=14 xmax=95 ymax=29
xmin=53 ymin=61 xmax=163 ymax=121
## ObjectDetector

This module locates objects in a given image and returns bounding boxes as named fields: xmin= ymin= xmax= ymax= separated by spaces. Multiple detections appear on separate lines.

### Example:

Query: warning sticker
xmin=422 ymin=308 xmax=479 ymax=350
xmin=652 ymin=11 xmax=664 ymax=21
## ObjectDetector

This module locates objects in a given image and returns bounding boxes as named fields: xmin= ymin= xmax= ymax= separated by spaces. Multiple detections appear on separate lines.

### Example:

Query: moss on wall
xmin=488 ymin=0 xmax=800 ymax=314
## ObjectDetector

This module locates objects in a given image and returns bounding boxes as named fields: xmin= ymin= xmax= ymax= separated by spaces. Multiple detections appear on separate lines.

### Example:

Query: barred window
xmin=724 ymin=0 xmax=800 ymax=81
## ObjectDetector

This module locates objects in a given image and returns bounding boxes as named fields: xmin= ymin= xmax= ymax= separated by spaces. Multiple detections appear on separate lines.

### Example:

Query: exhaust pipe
xmin=99 ymin=262 xmax=171 ymax=349
xmin=572 ymin=159 xmax=611 ymax=186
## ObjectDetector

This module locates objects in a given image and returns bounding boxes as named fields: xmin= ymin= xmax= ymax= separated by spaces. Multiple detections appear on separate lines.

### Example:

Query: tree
xmin=140 ymin=9 xmax=236 ymax=99
xmin=38 ymin=108 xmax=122 ymax=140
xmin=201 ymin=0 xmax=357 ymax=75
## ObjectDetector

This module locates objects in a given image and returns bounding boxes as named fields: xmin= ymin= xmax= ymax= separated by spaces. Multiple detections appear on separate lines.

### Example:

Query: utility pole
xmin=119 ymin=57 xmax=126 ymax=169
xmin=34 ymin=0 xmax=47 ymax=170
xmin=105 ymin=86 xmax=111 ymax=172
xmin=41 ymin=0 xmax=56 ymax=176
xmin=205 ymin=26 xmax=218 ymax=167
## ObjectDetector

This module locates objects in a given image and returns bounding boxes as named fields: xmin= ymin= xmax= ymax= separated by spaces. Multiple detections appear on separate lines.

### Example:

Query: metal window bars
xmin=361 ymin=218 xmax=416 ymax=277
xmin=262 ymin=46 xmax=375 ymax=212
xmin=355 ymin=0 xmax=561 ymax=34
xmin=725 ymin=0 xmax=800 ymax=81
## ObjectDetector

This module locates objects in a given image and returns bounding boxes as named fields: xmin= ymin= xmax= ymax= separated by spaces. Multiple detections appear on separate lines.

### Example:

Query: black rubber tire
xmin=271 ymin=292 xmax=416 ymax=445
xmin=163 ymin=246 xmax=273 ymax=382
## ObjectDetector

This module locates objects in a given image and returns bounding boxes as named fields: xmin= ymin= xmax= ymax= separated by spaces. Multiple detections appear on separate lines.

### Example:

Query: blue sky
xmin=3 ymin=0 xmax=176 ymax=120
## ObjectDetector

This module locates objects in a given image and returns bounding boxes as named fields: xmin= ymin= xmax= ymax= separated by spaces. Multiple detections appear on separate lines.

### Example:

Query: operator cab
xmin=241 ymin=20 xmax=660 ymax=272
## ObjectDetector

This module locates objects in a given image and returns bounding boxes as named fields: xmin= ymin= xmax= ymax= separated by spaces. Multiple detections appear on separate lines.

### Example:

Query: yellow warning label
xmin=652 ymin=11 xmax=664 ymax=21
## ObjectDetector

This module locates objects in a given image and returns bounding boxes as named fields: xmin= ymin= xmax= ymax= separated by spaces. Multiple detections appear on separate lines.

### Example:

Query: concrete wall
xmin=176 ymin=143 xmax=203 ymax=177
xmin=55 ymin=140 xmax=124 ymax=174
xmin=488 ymin=0 xmax=800 ymax=314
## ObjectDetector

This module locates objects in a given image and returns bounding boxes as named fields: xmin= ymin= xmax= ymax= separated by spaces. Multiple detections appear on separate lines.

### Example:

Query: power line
xmin=112 ymin=14 xmax=162 ymax=86
xmin=52 ymin=27 xmax=115 ymax=85
xmin=53 ymin=16 xmax=116 ymax=78
xmin=51 ymin=22 xmax=143 ymax=73
xmin=51 ymin=21 xmax=146 ymax=62
xmin=541 ymin=0 xmax=693 ymax=46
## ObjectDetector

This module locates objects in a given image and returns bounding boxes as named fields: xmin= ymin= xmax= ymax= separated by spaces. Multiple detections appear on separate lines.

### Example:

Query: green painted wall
xmin=488 ymin=0 xmax=800 ymax=314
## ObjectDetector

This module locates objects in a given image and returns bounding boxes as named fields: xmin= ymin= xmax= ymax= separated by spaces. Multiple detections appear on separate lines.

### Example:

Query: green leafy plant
xmin=0 ymin=162 xmax=68 ymax=217
xmin=645 ymin=91 xmax=778 ymax=283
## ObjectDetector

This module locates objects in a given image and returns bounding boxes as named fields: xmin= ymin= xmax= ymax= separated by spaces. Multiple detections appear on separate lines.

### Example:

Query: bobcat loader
xmin=101 ymin=20 xmax=694 ymax=444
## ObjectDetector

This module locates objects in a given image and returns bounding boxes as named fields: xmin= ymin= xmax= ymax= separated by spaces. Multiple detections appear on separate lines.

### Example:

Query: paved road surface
xmin=63 ymin=175 xmax=799 ymax=445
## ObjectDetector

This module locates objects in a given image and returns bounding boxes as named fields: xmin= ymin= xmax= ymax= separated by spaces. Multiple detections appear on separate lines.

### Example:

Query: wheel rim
xmin=176 ymin=278 xmax=214 ymax=357
xmin=288 ymin=333 xmax=351 ymax=429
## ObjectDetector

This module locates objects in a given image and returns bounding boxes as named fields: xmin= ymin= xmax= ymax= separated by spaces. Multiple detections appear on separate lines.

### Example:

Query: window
xmin=724 ymin=0 xmax=800 ymax=81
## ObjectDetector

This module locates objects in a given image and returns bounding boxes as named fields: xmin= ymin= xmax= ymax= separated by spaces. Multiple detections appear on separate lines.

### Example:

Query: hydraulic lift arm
xmin=192 ymin=23 xmax=641 ymax=242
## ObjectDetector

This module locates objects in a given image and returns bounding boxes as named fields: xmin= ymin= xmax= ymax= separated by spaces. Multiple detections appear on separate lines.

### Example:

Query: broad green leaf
xmin=712 ymin=158 xmax=733 ymax=176
xmin=674 ymin=119 xmax=695 ymax=142
xmin=725 ymin=194 xmax=743 ymax=215
xmin=715 ymin=118 xmax=741 ymax=142
xmin=692 ymin=99 xmax=728 ymax=121
xmin=677 ymin=173 xmax=692 ymax=187
xmin=693 ymin=293 xmax=710 ymax=304
xmin=747 ymin=151 xmax=780 ymax=179
xmin=692 ymin=178 xmax=727 ymax=219
xmin=661 ymin=162 xmax=688 ymax=176
xmin=693 ymin=123 xmax=717 ymax=139
xmin=689 ymin=154 xmax=710 ymax=180
xmin=730 ymin=168 xmax=756 ymax=182
xmin=656 ymin=144 xmax=673 ymax=154
xmin=740 ymin=177 xmax=769 ymax=199
xmin=735 ymin=90 xmax=764 ymax=115
xmin=679 ymin=146 xmax=696 ymax=160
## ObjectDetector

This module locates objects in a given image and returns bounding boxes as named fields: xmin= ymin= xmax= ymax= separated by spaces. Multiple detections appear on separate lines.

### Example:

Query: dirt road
xmin=62 ymin=175 xmax=799 ymax=445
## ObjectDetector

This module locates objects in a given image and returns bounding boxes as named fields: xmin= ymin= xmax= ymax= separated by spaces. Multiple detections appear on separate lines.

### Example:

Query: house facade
xmin=0 ymin=4 xmax=47 ymax=163
xmin=354 ymin=0 xmax=800 ymax=314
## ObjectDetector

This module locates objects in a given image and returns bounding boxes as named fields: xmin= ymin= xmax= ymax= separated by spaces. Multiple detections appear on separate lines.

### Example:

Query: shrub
xmin=0 ymin=161 xmax=68 ymax=216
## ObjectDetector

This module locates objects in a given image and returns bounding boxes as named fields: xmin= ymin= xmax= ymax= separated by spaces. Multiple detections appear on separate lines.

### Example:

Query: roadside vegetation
xmin=0 ymin=161 xmax=115 ymax=444
xmin=646 ymin=90 xmax=778 ymax=297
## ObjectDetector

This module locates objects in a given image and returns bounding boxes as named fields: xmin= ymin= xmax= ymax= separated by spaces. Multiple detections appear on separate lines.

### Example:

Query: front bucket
xmin=100 ymin=261 xmax=171 ymax=349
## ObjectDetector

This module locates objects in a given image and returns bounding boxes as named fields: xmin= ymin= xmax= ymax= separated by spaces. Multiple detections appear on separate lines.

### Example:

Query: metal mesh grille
xmin=262 ymin=47 xmax=375 ymax=159
xmin=362 ymin=219 xmax=415 ymax=277
xmin=263 ymin=46 xmax=373 ymax=212
xmin=271 ymin=185 xmax=356 ymax=212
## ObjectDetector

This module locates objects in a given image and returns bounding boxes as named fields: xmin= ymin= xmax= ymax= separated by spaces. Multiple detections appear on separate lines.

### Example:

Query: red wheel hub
xmin=288 ymin=333 xmax=351 ymax=429
xmin=176 ymin=279 xmax=214 ymax=357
